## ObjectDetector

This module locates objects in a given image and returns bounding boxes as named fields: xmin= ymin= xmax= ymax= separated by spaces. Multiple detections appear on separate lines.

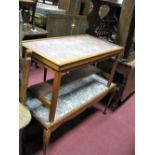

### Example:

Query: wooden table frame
xmin=20 ymin=35 xmax=123 ymax=155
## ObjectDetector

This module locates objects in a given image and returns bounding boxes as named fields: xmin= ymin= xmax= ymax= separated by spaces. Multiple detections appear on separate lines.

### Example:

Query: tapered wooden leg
xmin=44 ymin=68 xmax=47 ymax=82
xmin=107 ymin=55 xmax=119 ymax=87
xmin=43 ymin=129 xmax=51 ymax=155
xmin=103 ymin=89 xmax=116 ymax=114
xmin=49 ymin=72 xmax=62 ymax=122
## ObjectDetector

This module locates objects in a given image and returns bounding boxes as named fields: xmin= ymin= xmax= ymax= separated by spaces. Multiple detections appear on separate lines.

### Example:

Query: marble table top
xmin=22 ymin=34 xmax=123 ymax=67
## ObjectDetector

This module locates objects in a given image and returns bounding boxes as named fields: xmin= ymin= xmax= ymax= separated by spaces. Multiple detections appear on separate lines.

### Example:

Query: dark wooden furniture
xmin=120 ymin=60 xmax=135 ymax=101
xmin=46 ymin=14 xmax=88 ymax=36
xmin=116 ymin=0 xmax=135 ymax=60
xmin=19 ymin=0 xmax=38 ymax=30
xmin=58 ymin=0 xmax=91 ymax=15
xmin=86 ymin=0 xmax=135 ymax=106
xmin=86 ymin=0 xmax=123 ymax=40
xmin=98 ymin=58 xmax=134 ymax=107
xmin=86 ymin=0 xmax=135 ymax=60
xmin=31 ymin=0 xmax=90 ymax=37
xmin=20 ymin=34 xmax=123 ymax=155
xmin=23 ymin=23 xmax=48 ymax=40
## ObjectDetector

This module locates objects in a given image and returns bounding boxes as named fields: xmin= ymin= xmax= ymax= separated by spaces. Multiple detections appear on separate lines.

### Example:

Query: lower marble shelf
xmin=26 ymin=74 xmax=115 ymax=129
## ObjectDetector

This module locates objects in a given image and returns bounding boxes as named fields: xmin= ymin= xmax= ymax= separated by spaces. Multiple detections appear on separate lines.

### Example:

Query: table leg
xmin=107 ymin=55 xmax=119 ymax=87
xmin=49 ymin=72 xmax=62 ymax=122
xmin=103 ymin=88 xmax=116 ymax=114
xmin=43 ymin=129 xmax=51 ymax=155
xmin=44 ymin=68 xmax=47 ymax=82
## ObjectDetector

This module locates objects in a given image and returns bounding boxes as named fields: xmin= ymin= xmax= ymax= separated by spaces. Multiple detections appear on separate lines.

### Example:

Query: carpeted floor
xmin=23 ymin=66 xmax=135 ymax=155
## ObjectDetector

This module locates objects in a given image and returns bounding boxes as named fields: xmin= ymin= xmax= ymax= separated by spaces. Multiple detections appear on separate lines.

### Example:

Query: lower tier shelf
xmin=26 ymin=74 xmax=115 ymax=129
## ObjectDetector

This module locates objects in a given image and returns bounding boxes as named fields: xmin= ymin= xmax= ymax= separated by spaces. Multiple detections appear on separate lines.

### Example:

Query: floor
xmin=23 ymin=66 xmax=135 ymax=155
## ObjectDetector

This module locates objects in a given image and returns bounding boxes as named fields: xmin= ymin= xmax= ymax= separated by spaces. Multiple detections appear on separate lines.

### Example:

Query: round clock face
xmin=98 ymin=5 xmax=110 ymax=19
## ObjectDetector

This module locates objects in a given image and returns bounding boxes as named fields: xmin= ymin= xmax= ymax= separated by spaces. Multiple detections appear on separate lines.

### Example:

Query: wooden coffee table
xmin=21 ymin=34 xmax=123 ymax=155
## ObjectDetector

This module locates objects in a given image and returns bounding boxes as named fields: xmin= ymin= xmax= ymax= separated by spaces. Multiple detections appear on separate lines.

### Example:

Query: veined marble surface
xmin=26 ymin=74 xmax=114 ymax=125
xmin=23 ymin=35 xmax=121 ymax=65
